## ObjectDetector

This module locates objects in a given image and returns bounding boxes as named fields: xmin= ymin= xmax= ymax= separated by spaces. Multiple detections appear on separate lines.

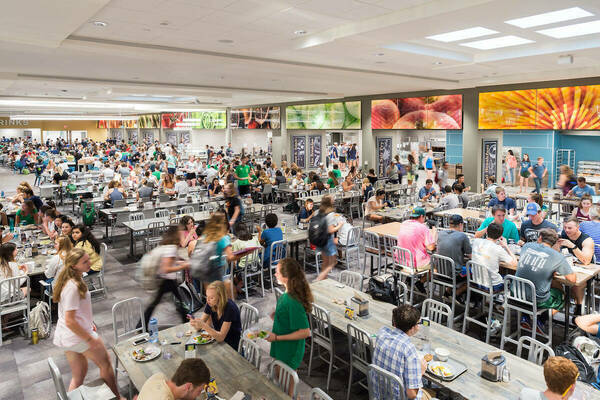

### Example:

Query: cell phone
xmin=420 ymin=317 xmax=431 ymax=327
xmin=186 ymin=314 xmax=193 ymax=320
xmin=133 ymin=337 xmax=148 ymax=346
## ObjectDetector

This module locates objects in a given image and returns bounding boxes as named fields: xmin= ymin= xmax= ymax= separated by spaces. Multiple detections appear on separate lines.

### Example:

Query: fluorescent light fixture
xmin=0 ymin=99 xmax=221 ymax=112
xmin=537 ymin=19 xmax=600 ymax=38
xmin=426 ymin=27 xmax=498 ymax=42
xmin=10 ymin=115 xmax=139 ymax=120
xmin=505 ymin=7 xmax=593 ymax=28
xmin=460 ymin=35 xmax=534 ymax=50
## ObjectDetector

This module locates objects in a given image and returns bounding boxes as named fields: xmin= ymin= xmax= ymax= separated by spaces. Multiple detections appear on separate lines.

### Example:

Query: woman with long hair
xmin=0 ymin=242 xmax=28 ymax=301
xmin=208 ymin=177 xmax=222 ymax=197
xmin=71 ymin=225 xmax=103 ymax=275
xmin=573 ymin=194 xmax=593 ymax=222
xmin=505 ymin=150 xmax=517 ymax=186
xmin=61 ymin=218 xmax=75 ymax=242
xmin=15 ymin=200 xmax=39 ymax=226
xmin=190 ymin=280 xmax=241 ymax=350
xmin=327 ymin=171 xmax=338 ymax=188
xmin=407 ymin=153 xmax=416 ymax=185
xmin=519 ymin=153 xmax=532 ymax=193
xmin=315 ymin=195 xmax=343 ymax=281
xmin=179 ymin=215 xmax=198 ymax=250
xmin=265 ymin=258 xmax=312 ymax=379
xmin=558 ymin=164 xmax=577 ymax=196
xmin=44 ymin=235 xmax=74 ymax=281
xmin=52 ymin=249 xmax=124 ymax=399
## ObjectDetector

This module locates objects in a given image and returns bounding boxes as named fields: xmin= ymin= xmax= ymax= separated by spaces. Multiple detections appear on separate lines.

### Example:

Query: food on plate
xmin=424 ymin=353 xmax=434 ymax=362
xmin=247 ymin=330 xmax=269 ymax=340
xmin=429 ymin=362 xmax=454 ymax=378
xmin=131 ymin=347 xmax=158 ymax=361
xmin=193 ymin=332 xmax=214 ymax=344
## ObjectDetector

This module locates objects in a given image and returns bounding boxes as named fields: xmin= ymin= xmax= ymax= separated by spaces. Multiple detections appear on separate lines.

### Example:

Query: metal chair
xmin=382 ymin=235 xmax=398 ymax=273
xmin=311 ymin=190 xmax=320 ymax=196
xmin=48 ymin=357 xmax=115 ymax=400
xmin=363 ymin=231 xmax=383 ymax=276
xmin=304 ymin=243 xmax=322 ymax=275
xmin=466 ymin=217 xmax=482 ymax=233
xmin=339 ymin=270 xmax=364 ymax=291
xmin=299 ymin=191 xmax=309 ymax=199
xmin=501 ymin=275 xmax=553 ymax=349
xmin=421 ymin=298 xmax=453 ymax=328
xmin=0 ymin=275 xmax=30 ymax=346
xmin=309 ymin=303 xmax=346 ymax=391
xmin=392 ymin=246 xmax=429 ymax=306
xmin=338 ymin=226 xmax=361 ymax=271
xmin=368 ymin=363 xmax=407 ymax=400
xmin=517 ymin=336 xmax=555 ymax=365
xmin=239 ymin=248 xmax=265 ymax=301
xmin=178 ymin=205 xmax=194 ymax=215
xmin=238 ymin=336 xmax=262 ymax=369
xmin=397 ymin=280 xmax=409 ymax=305
xmin=86 ymin=243 xmax=108 ymax=300
xmin=462 ymin=260 xmax=503 ymax=344
xmin=268 ymin=240 xmax=287 ymax=291
xmin=346 ymin=323 xmax=373 ymax=400
xmin=112 ymin=297 xmax=145 ymax=398
xmin=159 ymin=194 xmax=170 ymax=202
xmin=154 ymin=208 xmax=169 ymax=218
xmin=429 ymin=254 xmax=462 ymax=327
xmin=239 ymin=303 xmax=259 ymax=333
xmin=269 ymin=359 xmax=299 ymax=400
xmin=310 ymin=387 xmax=333 ymax=400
xmin=362 ymin=202 xmax=374 ymax=229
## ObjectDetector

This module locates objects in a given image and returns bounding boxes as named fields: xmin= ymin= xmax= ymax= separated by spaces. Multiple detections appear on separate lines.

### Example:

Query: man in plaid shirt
xmin=370 ymin=304 xmax=433 ymax=400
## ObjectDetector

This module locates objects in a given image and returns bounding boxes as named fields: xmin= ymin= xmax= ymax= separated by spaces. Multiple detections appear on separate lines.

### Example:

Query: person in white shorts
xmin=52 ymin=248 xmax=124 ymax=399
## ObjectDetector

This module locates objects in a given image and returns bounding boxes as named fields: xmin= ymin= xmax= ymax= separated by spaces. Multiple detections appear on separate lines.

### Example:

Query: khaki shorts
xmin=62 ymin=331 xmax=98 ymax=354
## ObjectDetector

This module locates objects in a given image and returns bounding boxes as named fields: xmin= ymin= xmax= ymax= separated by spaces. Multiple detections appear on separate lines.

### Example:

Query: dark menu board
xmin=377 ymin=137 xmax=392 ymax=177
xmin=308 ymin=135 xmax=322 ymax=168
xmin=292 ymin=136 xmax=306 ymax=169
xmin=231 ymin=106 xmax=280 ymax=129
xmin=482 ymin=140 xmax=498 ymax=185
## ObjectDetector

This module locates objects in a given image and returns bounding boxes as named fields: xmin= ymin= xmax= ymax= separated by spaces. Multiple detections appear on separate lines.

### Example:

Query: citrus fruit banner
xmin=479 ymin=85 xmax=600 ymax=130
xmin=371 ymin=95 xmax=462 ymax=130
xmin=286 ymin=101 xmax=360 ymax=130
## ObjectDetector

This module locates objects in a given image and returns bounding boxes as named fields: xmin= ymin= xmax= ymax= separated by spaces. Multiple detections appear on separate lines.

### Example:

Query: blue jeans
xmin=533 ymin=177 xmax=542 ymax=193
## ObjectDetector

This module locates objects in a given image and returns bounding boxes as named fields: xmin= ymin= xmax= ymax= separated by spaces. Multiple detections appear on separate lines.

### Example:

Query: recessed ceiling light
xmin=61 ymin=89 xmax=68 ymax=92
xmin=537 ymin=20 xmax=600 ymax=38
xmin=132 ymin=77 xmax=140 ymax=80
xmin=460 ymin=35 xmax=534 ymax=50
xmin=455 ymin=72 xmax=465 ymax=75
xmin=426 ymin=27 xmax=498 ymax=43
xmin=375 ymin=52 xmax=385 ymax=56
xmin=218 ymin=39 xmax=234 ymax=43
xmin=294 ymin=30 xmax=307 ymax=35
xmin=375 ymin=61 xmax=386 ymax=64
xmin=433 ymin=61 xmax=443 ymax=65
xmin=505 ymin=7 xmax=593 ymax=28
xmin=159 ymin=21 xmax=169 ymax=26
xmin=91 ymin=21 xmax=108 ymax=27
xmin=106 ymin=89 xmax=112 ymax=95
xmin=82 ymin=96 xmax=87 ymax=100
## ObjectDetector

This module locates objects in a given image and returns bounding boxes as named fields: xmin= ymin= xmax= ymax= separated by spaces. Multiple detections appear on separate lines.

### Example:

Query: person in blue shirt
xmin=418 ymin=179 xmax=437 ymax=201
xmin=487 ymin=187 xmax=517 ymax=215
xmin=528 ymin=157 xmax=547 ymax=194
xmin=519 ymin=153 xmax=532 ymax=193
xmin=297 ymin=198 xmax=315 ymax=225
xmin=568 ymin=177 xmax=596 ymax=198
xmin=258 ymin=213 xmax=284 ymax=270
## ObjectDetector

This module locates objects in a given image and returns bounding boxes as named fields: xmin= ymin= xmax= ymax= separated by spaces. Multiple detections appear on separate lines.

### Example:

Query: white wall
xmin=189 ymin=130 xmax=227 ymax=150
xmin=231 ymin=130 xmax=270 ymax=153
xmin=0 ymin=128 xmax=41 ymax=139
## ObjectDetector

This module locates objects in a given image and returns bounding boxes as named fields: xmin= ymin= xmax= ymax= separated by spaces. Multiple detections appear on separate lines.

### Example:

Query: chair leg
xmin=326 ymin=347 xmax=333 ymax=392
xmin=346 ymin=361 xmax=353 ymax=400
xmin=486 ymin=295 xmax=494 ymax=344
xmin=308 ymin=338 xmax=315 ymax=377
xmin=500 ymin=307 xmax=508 ymax=350
xmin=462 ymin=288 xmax=471 ymax=334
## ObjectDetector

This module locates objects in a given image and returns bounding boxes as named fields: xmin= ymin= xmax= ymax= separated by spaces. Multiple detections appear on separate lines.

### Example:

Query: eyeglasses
xmin=561 ymin=372 xmax=579 ymax=397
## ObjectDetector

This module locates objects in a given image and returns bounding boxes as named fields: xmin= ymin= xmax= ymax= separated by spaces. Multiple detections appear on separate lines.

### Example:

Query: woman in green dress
xmin=266 ymin=258 xmax=312 ymax=388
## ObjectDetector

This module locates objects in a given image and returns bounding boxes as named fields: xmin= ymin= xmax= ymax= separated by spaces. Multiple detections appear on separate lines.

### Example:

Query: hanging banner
xmin=482 ymin=139 xmax=498 ymax=185
xmin=231 ymin=106 xmax=280 ymax=129
xmin=292 ymin=136 xmax=306 ymax=169
xmin=286 ymin=101 xmax=360 ymax=129
xmin=377 ymin=137 xmax=392 ymax=177
xmin=308 ymin=135 xmax=322 ymax=169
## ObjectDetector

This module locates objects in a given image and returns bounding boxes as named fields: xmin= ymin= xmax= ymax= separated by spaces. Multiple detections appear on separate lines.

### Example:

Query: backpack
xmin=136 ymin=246 xmax=164 ymax=291
xmin=190 ymin=240 xmax=220 ymax=281
xmin=573 ymin=336 xmax=600 ymax=365
xmin=283 ymin=200 xmax=300 ymax=213
xmin=30 ymin=301 xmax=51 ymax=339
xmin=555 ymin=342 xmax=597 ymax=384
xmin=367 ymin=274 xmax=398 ymax=305
xmin=434 ymin=169 xmax=439 ymax=184
xmin=309 ymin=212 xmax=330 ymax=248
xmin=82 ymin=202 xmax=95 ymax=226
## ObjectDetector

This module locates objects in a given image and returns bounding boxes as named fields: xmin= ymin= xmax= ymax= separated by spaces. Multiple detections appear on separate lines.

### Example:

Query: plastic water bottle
xmin=0 ymin=190 xmax=4 ymax=198
xmin=148 ymin=317 xmax=158 ymax=343
xmin=281 ymin=222 xmax=287 ymax=234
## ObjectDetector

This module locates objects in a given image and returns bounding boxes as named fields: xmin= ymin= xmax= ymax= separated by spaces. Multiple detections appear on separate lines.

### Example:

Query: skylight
xmin=505 ymin=7 xmax=593 ymax=29
xmin=537 ymin=20 xmax=600 ymax=39
xmin=426 ymin=27 xmax=498 ymax=42
xmin=460 ymin=35 xmax=534 ymax=50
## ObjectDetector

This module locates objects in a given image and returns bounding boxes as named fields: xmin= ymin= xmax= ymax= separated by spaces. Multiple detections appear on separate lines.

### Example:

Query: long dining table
xmin=112 ymin=323 xmax=291 ymax=399
xmin=309 ymin=279 xmax=596 ymax=399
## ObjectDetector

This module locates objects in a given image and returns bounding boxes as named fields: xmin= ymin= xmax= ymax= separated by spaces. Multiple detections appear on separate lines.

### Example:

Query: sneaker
xmin=536 ymin=319 xmax=546 ymax=335
xmin=490 ymin=319 xmax=502 ymax=336
xmin=520 ymin=316 xmax=532 ymax=331
xmin=415 ymin=281 xmax=427 ymax=294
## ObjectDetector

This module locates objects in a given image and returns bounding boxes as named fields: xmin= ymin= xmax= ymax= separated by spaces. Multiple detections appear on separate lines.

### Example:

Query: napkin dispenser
xmin=351 ymin=293 xmax=369 ymax=317
xmin=184 ymin=343 xmax=197 ymax=359
xmin=481 ymin=351 xmax=506 ymax=382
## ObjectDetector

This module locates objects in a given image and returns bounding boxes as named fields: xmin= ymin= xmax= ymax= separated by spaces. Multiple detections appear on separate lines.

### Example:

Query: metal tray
xmin=418 ymin=352 xmax=468 ymax=382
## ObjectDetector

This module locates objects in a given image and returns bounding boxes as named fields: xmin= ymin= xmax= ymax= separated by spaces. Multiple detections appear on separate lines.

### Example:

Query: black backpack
xmin=555 ymin=342 xmax=597 ymax=384
xmin=367 ymin=274 xmax=398 ymax=305
xmin=308 ymin=212 xmax=330 ymax=248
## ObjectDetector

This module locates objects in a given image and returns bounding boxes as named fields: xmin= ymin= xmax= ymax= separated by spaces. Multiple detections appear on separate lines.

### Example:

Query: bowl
xmin=435 ymin=347 xmax=450 ymax=362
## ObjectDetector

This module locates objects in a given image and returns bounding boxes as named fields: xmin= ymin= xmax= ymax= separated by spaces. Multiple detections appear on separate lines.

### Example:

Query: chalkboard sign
xmin=293 ymin=136 xmax=306 ymax=169
xmin=180 ymin=131 xmax=190 ymax=145
xmin=482 ymin=139 xmax=498 ymax=185
xmin=141 ymin=129 xmax=155 ymax=143
xmin=377 ymin=137 xmax=392 ymax=177
xmin=308 ymin=135 xmax=322 ymax=168
xmin=128 ymin=130 xmax=138 ymax=143
xmin=165 ymin=130 xmax=178 ymax=145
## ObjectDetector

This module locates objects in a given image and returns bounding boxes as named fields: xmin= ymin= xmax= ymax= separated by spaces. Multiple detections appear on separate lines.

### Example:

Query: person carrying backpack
xmin=311 ymin=195 xmax=343 ymax=281
xmin=142 ymin=225 xmax=190 ymax=328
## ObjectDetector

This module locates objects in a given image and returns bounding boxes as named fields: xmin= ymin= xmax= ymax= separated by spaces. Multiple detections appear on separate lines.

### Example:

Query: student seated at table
xmin=0 ymin=242 xmax=28 ymax=301
xmin=231 ymin=224 xmax=261 ymax=270
xmin=341 ymin=174 xmax=354 ymax=192
xmin=520 ymin=203 xmax=558 ymax=243
xmin=104 ymin=180 xmax=126 ymax=207
xmin=136 ymin=179 xmax=154 ymax=201
xmin=178 ymin=216 xmax=198 ymax=252
xmin=439 ymin=185 xmax=460 ymax=209
xmin=488 ymin=187 xmax=516 ymax=215
xmin=452 ymin=183 xmax=469 ymax=208
xmin=298 ymin=198 xmax=315 ymax=224
xmin=0 ymin=203 xmax=8 ymax=227
xmin=136 ymin=358 xmax=211 ymax=400
xmin=580 ymin=206 xmax=600 ymax=262
xmin=71 ymin=225 xmax=103 ymax=275
xmin=361 ymin=177 xmax=374 ymax=202
xmin=332 ymin=163 xmax=342 ymax=179
xmin=15 ymin=200 xmax=39 ymax=226
xmin=519 ymin=356 xmax=579 ymax=400
xmin=370 ymin=304 xmax=436 ymax=400
xmin=258 ymin=213 xmax=284 ymax=270
xmin=274 ymin=169 xmax=287 ymax=185
xmin=44 ymin=235 xmax=73 ymax=284
xmin=567 ymin=176 xmax=596 ymax=198
xmin=518 ymin=192 xmax=548 ymax=221
xmin=418 ymin=179 xmax=437 ymax=201
xmin=60 ymin=218 xmax=75 ymax=243
xmin=326 ymin=171 xmax=338 ymax=189
xmin=436 ymin=214 xmax=472 ymax=296
xmin=310 ymin=176 xmax=326 ymax=192
xmin=22 ymin=187 xmax=43 ymax=212
xmin=475 ymin=205 xmax=520 ymax=243
xmin=472 ymin=222 xmax=517 ymax=292
xmin=365 ymin=189 xmax=386 ymax=222
xmin=572 ymin=194 xmax=593 ymax=222
xmin=397 ymin=207 xmax=437 ymax=274
xmin=482 ymin=176 xmax=498 ymax=198
xmin=516 ymin=229 xmax=576 ymax=332
xmin=190 ymin=280 xmax=242 ymax=350
xmin=173 ymin=174 xmax=189 ymax=196
xmin=208 ymin=177 xmax=222 ymax=197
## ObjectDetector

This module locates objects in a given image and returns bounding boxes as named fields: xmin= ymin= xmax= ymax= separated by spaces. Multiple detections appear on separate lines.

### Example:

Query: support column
xmin=462 ymin=88 xmax=480 ymax=192
xmin=225 ymin=108 xmax=232 ymax=147
xmin=361 ymin=98 xmax=375 ymax=172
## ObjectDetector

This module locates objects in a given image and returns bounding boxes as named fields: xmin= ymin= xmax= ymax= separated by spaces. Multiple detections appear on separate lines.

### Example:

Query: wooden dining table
xmin=309 ymin=279 xmax=598 ymax=399
xmin=112 ymin=323 xmax=291 ymax=399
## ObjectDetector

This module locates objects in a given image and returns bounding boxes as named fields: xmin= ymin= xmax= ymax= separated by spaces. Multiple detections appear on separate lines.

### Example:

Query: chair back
xmin=262 ymin=184 xmax=273 ymax=195
xmin=345 ymin=226 xmax=361 ymax=247
xmin=310 ymin=388 xmax=333 ymax=400
xmin=178 ymin=206 xmax=194 ymax=215
xmin=238 ymin=336 xmax=262 ymax=369
xmin=466 ymin=217 xmax=482 ymax=233
xmin=347 ymin=323 xmax=373 ymax=373
xmin=299 ymin=191 xmax=308 ymax=199
xmin=47 ymin=357 xmax=68 ymax=400
xmin=517 ymin=336 xmax=555 ymax=365
xmin=466 ymin=260 xmax=494 ymax=293
xmin=0 ymin=275 xmax=30 ymax=307
xmin=148 ymin=221 xmax=167 ymax=237
xmin=363 ymin=231 xmax=381 ymax=253
xmin=310 ymin=303 xmax=333 ymax=346
xmin=274 ymin=286 xmax=284 ymax=303
xmin=112 ymin=297 xmax=145 ymax=344
xmin=368 ymin=363 xmax=406 ymax=400
xmin=154 ymin=209 xmax=169 ymax=218
xmin=392 ymin=246 xmax=415 ymax=270
xmin=421 ymin=298 xmax=453 ymax=328
xmin=169 ymin=216 xmax=181 ymax=225
xmin=269 ymin=359 xmax=299 ymax=400
xmin=430 ymin=254 xmax=456 ymax=284
xmin=129 ymin=212 xmax=144 ymax=222
xmin=145 ymin=236 xmax=162 ymax=251
xmin=113 ymin=199 xmax=127 ymax=208
xmin=339 ymin=270 xmax=363 ymax=291
xmin=239 ymin=303 xmax=259 ymax=333
xmin=382 ymin=235 xmax=397 ymax=257
xmin=397 ymin=280 xmax=409 ymax=305
xmin=269 ymin=240 xmax=287 ymax=267
xmin=504 ymin=275 xmax=536 ymax=307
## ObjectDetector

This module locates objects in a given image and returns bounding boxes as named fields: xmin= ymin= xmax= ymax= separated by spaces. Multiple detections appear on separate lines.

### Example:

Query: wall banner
xmin=308 ymin=135 xmax=322 ymax=169
xmin=377 ymin=137 xmax=392 ymax=177
xmin=482 ymin=139 xmax=498 ymax=186
xmin=292 ymin=136 xmax=306 ymax=169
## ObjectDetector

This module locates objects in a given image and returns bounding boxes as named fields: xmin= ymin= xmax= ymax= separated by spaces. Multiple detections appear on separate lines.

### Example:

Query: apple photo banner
xmin=292 ymin=136 xmax=306 ymax=169
xmin=377 ymin=137 xmax=392 ymax=177
xmin=308 ymin=135 xmax=322 ymax=168
xmin=371 ymin=95 xmax=462 ymax=129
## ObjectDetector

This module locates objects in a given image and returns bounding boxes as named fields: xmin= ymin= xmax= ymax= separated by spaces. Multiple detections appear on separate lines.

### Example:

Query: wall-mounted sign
xmin=162 ymin=111 xmax=227 ymax=129
xmin=377 ymin=137 xmax=392 ymax=177
xmin=231 ymin=106 xmax=280 ymax=129
xmin=482 ymin=139 xmax=498 ymax=185
xmin=292 ymin=136 xmax=306 ymax=169
xmin=0 ymin=119 xmax=29 ymax=127
xmin=308 ymin=136 xmax=322 ymax=168
xmin=286 ymin=101 xmax=360 ymax=130
xmin=371 ymin=95 xmax=462 ymax=129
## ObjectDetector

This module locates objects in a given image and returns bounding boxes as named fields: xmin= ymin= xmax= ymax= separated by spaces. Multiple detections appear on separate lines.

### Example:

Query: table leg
xmin=105 ymin=215 xmax=110 ymax=239
xmin=564 ymin=285 xmax=571 ymax=341
xmin=586 ymin=280 xmax=593 ymax=314
xmin=129 ymin=229 xmax=135 ymax=258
